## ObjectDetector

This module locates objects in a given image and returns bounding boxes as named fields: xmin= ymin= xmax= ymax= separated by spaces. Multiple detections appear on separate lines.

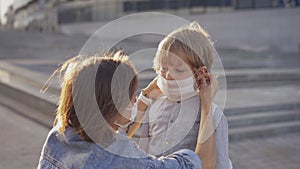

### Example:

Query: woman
xmin=37 ymin=51 xmax=218 ymax=169
xmin=128 ymin=22 xmax=232 ymax=169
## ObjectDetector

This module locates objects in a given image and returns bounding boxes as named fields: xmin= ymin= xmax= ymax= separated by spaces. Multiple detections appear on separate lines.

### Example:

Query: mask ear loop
xmin=113 ymin=121 xmax=132 ymax=129
xmin=113 ymin=102 xmax=138 ymax=130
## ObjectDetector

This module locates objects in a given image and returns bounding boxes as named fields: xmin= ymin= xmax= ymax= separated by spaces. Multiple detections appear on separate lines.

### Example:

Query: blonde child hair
xmin=153 ymin=21 xmax=214 ymax=72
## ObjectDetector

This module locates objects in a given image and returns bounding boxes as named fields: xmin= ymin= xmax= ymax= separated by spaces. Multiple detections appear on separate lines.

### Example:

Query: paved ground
xmin=0 ymin=96 xmax=49 ymax=169
xmin=229 ymin=132 xmax=300 ymax=169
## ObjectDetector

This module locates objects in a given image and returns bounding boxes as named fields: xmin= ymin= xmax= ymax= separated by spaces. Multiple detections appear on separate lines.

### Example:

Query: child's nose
xmin=165 ymin=72 xmax=174 ymax=80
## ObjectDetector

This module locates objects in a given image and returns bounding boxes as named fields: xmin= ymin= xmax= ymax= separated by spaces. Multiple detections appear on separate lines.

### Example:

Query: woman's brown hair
xmin=47 ymin=51 xmax=138 ymax=142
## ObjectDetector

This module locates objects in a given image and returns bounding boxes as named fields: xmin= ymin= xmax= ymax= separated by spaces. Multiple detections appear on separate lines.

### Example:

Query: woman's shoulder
xmin=44 ymin=126 xmax=81 ymax=144
xmin=39 ymin=126 xmax=112 ymax=168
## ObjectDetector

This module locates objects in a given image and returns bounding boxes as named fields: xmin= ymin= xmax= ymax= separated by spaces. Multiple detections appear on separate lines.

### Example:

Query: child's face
xmin=158 ymin=49 xmax=194 ymax=80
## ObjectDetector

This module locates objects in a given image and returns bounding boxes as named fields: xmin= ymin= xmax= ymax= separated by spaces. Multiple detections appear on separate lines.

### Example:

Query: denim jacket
xmin=37 ymin=126 xmax=201 ymax=169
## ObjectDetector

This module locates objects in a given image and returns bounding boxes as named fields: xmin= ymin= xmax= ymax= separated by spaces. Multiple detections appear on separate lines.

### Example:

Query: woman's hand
xmin=194 ymin=67 xmax=219 ymax=113
xmin=194 ymin=66 xmax=218 ymax=169
xmin=143 ymin=77 xmax=162 ymax=100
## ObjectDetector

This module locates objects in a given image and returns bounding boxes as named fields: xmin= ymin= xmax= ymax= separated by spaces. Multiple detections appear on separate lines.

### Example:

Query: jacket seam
xmin=43 ymin=153 xmax=68 ymax=169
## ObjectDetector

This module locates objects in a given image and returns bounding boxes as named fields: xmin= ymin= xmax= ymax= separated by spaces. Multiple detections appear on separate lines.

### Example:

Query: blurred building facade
xmin=12 ymin=0 xmax=59 ymax=31
xmin=57 ymin=0 xmax=300 ymax=23
xmin=10 ymin=0 xmax=300 ymax=31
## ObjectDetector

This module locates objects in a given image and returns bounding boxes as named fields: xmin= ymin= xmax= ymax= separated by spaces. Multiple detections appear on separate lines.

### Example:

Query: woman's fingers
xmin=143 ymin=77 xmax=162 ymax=99
xmin=198 ymin=72 xmax=219 ymax=99
xmin=194 ymin=66 xmax=210 ymax=91
xmin=194 ymin=73 xmax=203 ymax=91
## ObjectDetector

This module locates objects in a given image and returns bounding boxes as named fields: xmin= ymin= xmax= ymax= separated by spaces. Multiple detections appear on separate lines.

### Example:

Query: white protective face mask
xmin=114 ymin=102 xmax=137 ymax=134
xmin=157 ymin=74 xmax=198 ymax=101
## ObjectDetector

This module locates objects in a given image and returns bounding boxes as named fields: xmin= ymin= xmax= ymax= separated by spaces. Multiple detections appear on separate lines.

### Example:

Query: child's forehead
xmin=161 ymin=48 xmax=190 ymax=66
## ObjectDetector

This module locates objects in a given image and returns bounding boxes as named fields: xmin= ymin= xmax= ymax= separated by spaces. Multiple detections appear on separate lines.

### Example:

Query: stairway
xmin=1 ymin=30 xmax=300 ymax=141
xmin=227 ymin=104 xmax=300 ymax=141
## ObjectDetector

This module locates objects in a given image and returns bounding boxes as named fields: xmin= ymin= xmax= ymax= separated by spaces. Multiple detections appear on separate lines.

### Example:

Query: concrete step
xmin=222 ymin=85 xmax=300 ymax=116
xmin=228 ymin=109 xmax=300 ymax=128
xmin=223 ymin=68 xmax=300 ymax=89
xmin=229 ymin=121 xmax=300 ymax=142
xmin=0 ymin=62 xmax=58 ymax=115
xmin=218 ymin=50 xmax=300 ymax=70
xmin=0 ymin=92 xmax=53 ymax=129
xmin=224 ymin=102 xmax=300 ymax=116
xmin=227 ymin=109 xmax=300 ymax=141
xmin=0 ymin=62 xmax=60 ymax=95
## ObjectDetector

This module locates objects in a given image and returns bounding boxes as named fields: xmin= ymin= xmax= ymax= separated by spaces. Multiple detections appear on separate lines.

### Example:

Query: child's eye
xmin=176 ymin=69 xmax=185 ymax=73
xmin=160 ymin=67 xmax=168 ymax=73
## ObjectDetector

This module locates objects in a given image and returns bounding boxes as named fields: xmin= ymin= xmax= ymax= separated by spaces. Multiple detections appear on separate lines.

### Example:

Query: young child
xmin=132 ymin=22 xmax=233 ymax=169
